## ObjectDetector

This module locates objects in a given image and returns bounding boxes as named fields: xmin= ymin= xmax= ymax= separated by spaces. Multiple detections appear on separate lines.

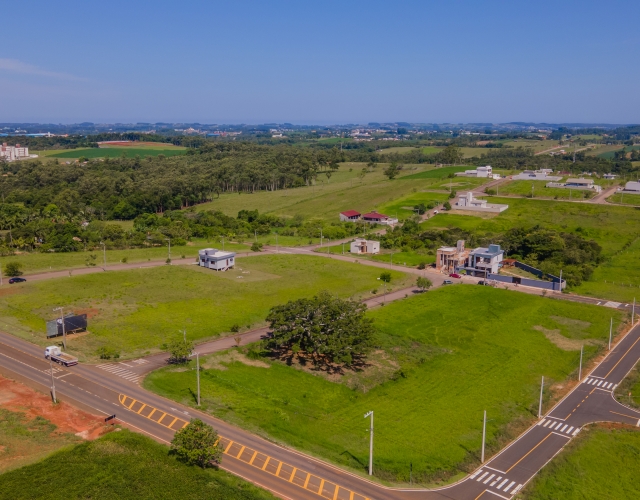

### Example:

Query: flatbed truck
xmin=44 ymin=346 xmax=78 ymax=367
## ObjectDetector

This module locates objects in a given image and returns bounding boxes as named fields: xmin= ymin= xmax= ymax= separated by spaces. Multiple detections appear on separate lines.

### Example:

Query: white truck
xmin=44 ymin=346 xmax=78 ymax=367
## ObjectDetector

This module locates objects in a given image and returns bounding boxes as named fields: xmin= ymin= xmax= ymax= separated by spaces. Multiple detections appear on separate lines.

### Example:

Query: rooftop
xmin=362 ymin=211 xmax=389 ymax=219
xmin=340 ymin=210 xmax=361 ymax=217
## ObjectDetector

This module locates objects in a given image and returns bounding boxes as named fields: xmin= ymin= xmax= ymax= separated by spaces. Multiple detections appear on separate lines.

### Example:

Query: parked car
xmin=8 ymin=277 xmax=27 ymax=284
xmin=449 ymin=273 xmax=462 ymax=279
xmin=443 ymin=279 xmax=453 ymax=285
xmin=477 ymin=280 xmax=485 ymax=285
xmin=433 ymin=210 xmax=439 ymax=215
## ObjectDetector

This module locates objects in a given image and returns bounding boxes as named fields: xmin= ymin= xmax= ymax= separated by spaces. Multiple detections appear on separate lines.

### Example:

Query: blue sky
xmin=2 ymin=1 xmax=639 ymax=124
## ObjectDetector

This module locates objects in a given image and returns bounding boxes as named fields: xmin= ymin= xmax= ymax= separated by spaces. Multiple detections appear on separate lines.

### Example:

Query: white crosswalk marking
xmin=573 ymin=428 xmax=580 ymax=436
xmin=513 ymin=484 xmax=523 ymax=493
xmin=470 ymin=469 xmax=481 ymax=479
xmin=97 ymin=363 xmax=141 ymax=383
xmin=606 ymin=382 xmax=613 ymax=389
xmin=483 ymin=473 xmax=495 ymax=484
xmin=560 ymin=424 xmax=568 ymax=432
xmin=490 ymin=476 xmax=501 ymax=486
xmin=597 ymin=380 xmax=603 ymax=387
xmin=476 ymin=471 xmax=489 ymax=482
xmin=503 ymin=481 xmax=516 ymax=493
xmin=567 ymin=426 xmax=574 ymax=434
xmin=496 ymin=478 xmax=509 ymax=490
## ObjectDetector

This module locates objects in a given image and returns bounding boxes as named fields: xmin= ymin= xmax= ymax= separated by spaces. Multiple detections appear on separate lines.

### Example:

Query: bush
xmin=168 ymin=337 xmax=194 ymax=364
xmin=230 ymin=324 xmax=240 ymax=333
xmin=3 ymin=261 xmax=23 ymax=277
xmin=121 ymin=256 xmax=128 ymax=264
xmin=97 ymin=346 xmax=120 ymax=360
xmin=170 ymin=419 xmax=222 ymax=468
xmin=250 ymin=242 xmax=263 ymax=252
xmin=443 ymin=201 xmax=452 ymax=211
xmin=417 ymin=262 xmax=427 ymax=270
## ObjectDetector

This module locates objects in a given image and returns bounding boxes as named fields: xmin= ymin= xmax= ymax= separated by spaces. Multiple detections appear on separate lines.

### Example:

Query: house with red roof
xmin=361 ymin=211 xmax=398 ymax=226
xmin=339 ymin=210 xmax=361 ymax=222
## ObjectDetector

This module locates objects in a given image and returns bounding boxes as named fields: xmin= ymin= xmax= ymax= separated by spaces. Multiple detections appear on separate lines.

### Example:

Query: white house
xmin=463 ymin=244 xmax=504 ymax=276
xmin=0 ymin=143 xmax=29 ymax=161
xmin=623 ymin=181 xmax=640 ymax=193
xmin=361 ymin=211 xmax=398 ymax=225
xmin=603 ymin=174 xmax=617 ymax=180
xmin=511 ymin=170 xmax=562 ymax=181
xmin=455 ymin=165 xmax=493 ymax=178
xmin=198 ymin=248 xmax=236 ymax=271
xmin=455 ymin=192 xmax=509 ymax=213
xmin=546 ymin=178 xmax=602 ymax=193
xmin=350 ymin=238 xmax=380 ymax=254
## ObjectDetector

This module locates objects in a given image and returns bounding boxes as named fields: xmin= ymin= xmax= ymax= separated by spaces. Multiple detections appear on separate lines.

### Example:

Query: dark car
xmin=477 ymin=280 xmax=485 ymax=285
xmin=449 ymin=273 xmax=462 ymax=279
xmin=8 ymin=277 xmax=27 ymax=284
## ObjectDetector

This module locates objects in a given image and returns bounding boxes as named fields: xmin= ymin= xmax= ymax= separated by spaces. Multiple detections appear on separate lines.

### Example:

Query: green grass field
xmin=46 ymin=147 xmax=186 ymax=159
xmin=0 ymin=255 xmax=410 ymax=361
xmin=398 ymin=166 xmax=470 ymax=180
xmin=377 ymin=192 xmax=450 ymax=220
xmin=145 ymin=286 xmax=624 ymax=483
xmin=519 ymin=428 xmax=640 ymax=500
xmin=497 ymin=180 xmax=595 ymax=200
xmin=0 ymin=429 xmax=275 ymax=500
xmin=596 ymin=145 xmax=640 ymax=159
xmin=607 ymin=192 xmax=640 ymax=206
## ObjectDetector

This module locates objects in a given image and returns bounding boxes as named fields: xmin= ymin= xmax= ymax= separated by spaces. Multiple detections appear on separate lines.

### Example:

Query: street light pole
xmin=538 ymin=376 xmax=544 ymax=418
xmin=276 ymin=233 xmax=278 ymax=254
xmin=165 ymin=238 xmax=171 ymax=262
xmin=578 ymin=345 xmax=583 ymax=380
xmin=53 ymin=306 xmax=67 ymax=351
xmin=196 ymin=351 xmax=200 ymax=406
xmin=49 ymin=356 xmax=57 ymax=403
xmin=633 ymin=298 xmax=636 ymax=324
xmin=609 ymin=318 xmax=613 ymax=350
xmin=364 ymin=411 xmax=374 ymax=475
xmin=481 ymin=410 xmax=487 ymax=463
xmin=100 ymin=241 xmax=106 ymax=269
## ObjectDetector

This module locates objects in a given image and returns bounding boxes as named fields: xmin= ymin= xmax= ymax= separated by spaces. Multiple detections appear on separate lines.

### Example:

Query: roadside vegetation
xmin=518 ymin=427 xmax=640 ymax=500
xmin=145 ymin=286 xmax=625 ymax=484
xmin=0 ymin=429 xmax=275 ymax=500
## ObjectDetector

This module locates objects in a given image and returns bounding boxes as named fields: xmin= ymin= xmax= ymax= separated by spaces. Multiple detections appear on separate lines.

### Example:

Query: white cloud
xmin=0 ymin=58 xmax=86 ymax=81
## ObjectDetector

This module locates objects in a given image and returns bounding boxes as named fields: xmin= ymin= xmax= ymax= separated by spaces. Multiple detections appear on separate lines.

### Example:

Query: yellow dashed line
xmin=236 ymin=445 xmax=246 ymax=459
xmin=225 ymin=440 xmax=234 ymax=453
xmin=136 ymin=403 xmax=147 ymax=414
xmin=147 ymin=408 xmax=156 ymax=419
xmin=261 ymin=456 xmax=270 ymax=470
xmin=304 ymin=473 xmax=311 ymax=488
xmin=275 ymin=461 xmax=283 ymax=477
xmin=289 ymin=467 xmax=297 ymax=482
xmin=249 ymin=451 xmax=258 ymax=465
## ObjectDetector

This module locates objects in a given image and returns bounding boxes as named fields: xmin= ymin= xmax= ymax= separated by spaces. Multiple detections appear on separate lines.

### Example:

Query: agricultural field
xmin=377 ymin=146 xmax=419 ymax=155
xmin=595 ymin=145 xmax=640 ymax=159
xmin=607 ymin=192 xmax=640 ymax=206
xmin=45 ymin=146 xmax=187 ymax=159
xmin=398 ymin=166 xmax=470 ymax=180
xmin=0 ymin=429 xmax=275 ymax=500
xmin=145 ymin=286 xmax=624 ymax=483
xmin=0 ymin=255 xmax=410 ymax=361
xmin=519 ymin=428 xmax=640 ymax=500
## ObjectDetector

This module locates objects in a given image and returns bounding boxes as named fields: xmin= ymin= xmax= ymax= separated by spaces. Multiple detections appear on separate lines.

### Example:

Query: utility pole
xmin=633 ymin=298 xmax=636 ymax=324
xmin=53 ymin=306 xmax=67 ymax=351
xmin=196 ymin=351 xmax=200 ymax=406
xmin=364 ymin=411 xmax=373 ymax=475
xmin=165 ymin=238 xmax=171 ymax=262
xmin=100 ymin=241 xmax=106 ymax=269
xmin=481 ymin=410 xmax=487 ymax=463
xmin=49 ymin=356 xmax=57 ymax=403
xmin=222 ymin=236 xmax=225 ymax=251
xmin=254 ymin=229 xmax=257 ymax=243
xmin=320 ymin=228 xmax=323 ymax=247
xmin=276 ymin=233 xmax=278 ymax=254
xmin=342 ymin=242 xmax=345 ymax=255
xmin=578 ymin=345 xmax=583 ymax=380
xmin=609 ymin=318 xmax=613 ymax=350
xmin=538 ymin=376 xmax=544 ymax=418
xmin=558 ymin=269 xmax=563 ymax=292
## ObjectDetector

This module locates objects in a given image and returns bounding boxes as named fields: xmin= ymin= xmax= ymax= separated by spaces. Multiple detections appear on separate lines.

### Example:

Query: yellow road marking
xmin=333 ymin=485 xmax=340 ymax=500
xmin=136 ymin=403 xmax=147 ymax=414
xmin=288 ymin=467 xmax=297 ymax=482
xmin=474 ymin=491 xmax=487 ymax=500
xmin=168 ymin=417 xmax=178 ymax=428
xmin=236 ymin=445 xmax=246 ymax=459
xmin=275 ymin=461 xmax=283 ymax=477
xmin=261 ymin=456 xmax=270 ymax=470
xmin=127 ymin=398 xmax=137 ymax=409
xmin=350 ymin=492 xmax=354 ymax=500
xmin=157 ymin=413 xmax=167 ymax=424
xmin=319 ymin=479 xmax=325 ymax=495
xmin=605 ymin=336 xmax=640 ymax=378
xmin=225 ymin=440 xmax=234 ymax=453
xmin=506 ymin=433 xmax=553 ymax=473
xmin=303 ymin=473 xmax=311 ymax=488
xmin=249 ymin=450 xmax=258 ymax=465
xmin=181 ymin=421 xmax=189 ymax=429
xmin=147 ymin=408 xmax=156 ymax=419
xmin=610 ymin=410 xmax=640 ymax=420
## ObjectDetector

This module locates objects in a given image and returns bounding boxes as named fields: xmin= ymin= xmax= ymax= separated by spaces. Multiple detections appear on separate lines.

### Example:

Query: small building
xmin=339 ymin=210 xmax=361 ymax=222
xmin=463 ymin=244 xmax=504 ymax=276
xmin=198 ymin=248 xmax=236 ymax=271
xmin=436 ymin=240 xmax=468 ymax=272
xmin=350 ymin=238 xmax=380 ymax=254
xmin=455 ymin=192 xmax=509 ymax=213
xmin=603 ymin=174 xmax=617 ymax=180
xmin=361 ymin=211 xmax=398 ymax=225
xmin=455 ymin=165 xmax=494 ymax=178
xmin=623 ymin=181 xmax=640 ymax=193
xmin=0 ymin=143 xmax=29 ymax=161
xmin=546 ymin=178 xmax=602 ymax=193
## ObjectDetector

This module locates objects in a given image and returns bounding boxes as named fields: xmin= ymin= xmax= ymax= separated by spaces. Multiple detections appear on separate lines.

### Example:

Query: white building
xmin=511 ymin=169 xmax=561 ymax=181
xmin=361 ymin=211 xmax=398 ymax=226
xmin=546 ymin=178 xmax=602 ymax=193
xmin=350 ymin=238 xmax=380 ymax=254
xmin=339 ymin=210 xmax=361 ymax=222
xmin=603 ymin=174 xmax=617 ymax=180
xmin=455 ymin=192 xmax=509 ymax=213
xmin=455 ymin=165 xmax=494 ymax=178
xmin=623 ymin=181 xmax=640 ymax=193
xmin=0 ymin=143 xmax=29 ymax=161
xmin=463 ymin=244 xmax=505 ymax=276
xmin=198 ymin=248 xmax=236 ymax=271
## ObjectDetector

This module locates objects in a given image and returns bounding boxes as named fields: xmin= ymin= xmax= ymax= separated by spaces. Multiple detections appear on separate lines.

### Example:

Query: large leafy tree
xmin=170 ymin=419 xmax=222 ymax=468
xmin=264 ymin=291 xmax=374 ymax=368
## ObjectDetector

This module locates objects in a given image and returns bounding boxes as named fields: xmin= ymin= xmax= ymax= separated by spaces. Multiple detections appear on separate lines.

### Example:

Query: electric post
xmin=538 ymin=376 xmax=544 ymax=419
xmin=49 ymin=356 xmax=57 ymax=403
xmin=196 ymin=351 xmax=200 ymax=406
xmin=609 ymin=318 xmax=613 ymax=350
xmin=579 ymin=345 xmax=583 ymax=380
xmin=481 ymin=410 xmax=487 ymax=463
xmin=364 ymin=411 xmax=374 ymax=476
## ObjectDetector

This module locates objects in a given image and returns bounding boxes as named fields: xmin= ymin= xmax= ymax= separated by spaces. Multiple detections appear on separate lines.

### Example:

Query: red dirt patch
xmin=0 ymin=375 xmax=106 ymax=439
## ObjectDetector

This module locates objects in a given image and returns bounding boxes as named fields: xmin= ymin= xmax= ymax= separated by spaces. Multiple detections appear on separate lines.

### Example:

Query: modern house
xmin=361 ymin=211 xmax=398 ymax=225
xmin=511 ymin=169 xmax=561 ymax=181
xmin=622 ymin=181 xmax=640 ymax=193
xmin=350 ymin=238 xmax=380 ymax=254
xmin=198 ymin=248 xmax=236 ymax=271
xmin=455 ymin=192 xmax=509 ymax=213
xmin=455 ymin=165 xmax=497 ymax=178
xmin=436 ymin=240 xmax=468 ymax=272
xmin=339 ymin=210 xmax=361 ymax=222
xmin=462 ymin=244 xmax=505 ymax=276
xmin=546 ymin=178 xmax=602 ymax=193
xmin=603 ymin=174 xmax=617 ymax=180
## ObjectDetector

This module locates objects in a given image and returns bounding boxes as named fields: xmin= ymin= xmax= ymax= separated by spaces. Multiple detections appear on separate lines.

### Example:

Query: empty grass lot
xmin=145 ymin=286 xmax=624 ymax=484
xmin=497 ymin=180 xmax=595 ymax=200
xmin=46 ymin=146 xmax=187 ymax=159
xmin=607 ymin=192 xmax=640 ymax=206
xmin=0 ymin=255 xmax=410 ymax=361
xmin=518 ymin=428 xmax=640 ymax=500
xmin=0 ymin=429 xmax=275 ymax=500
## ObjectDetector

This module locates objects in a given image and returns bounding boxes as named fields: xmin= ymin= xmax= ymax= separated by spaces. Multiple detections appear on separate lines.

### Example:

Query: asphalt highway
xmin=1 ymin=319 xmax=639 ymax=500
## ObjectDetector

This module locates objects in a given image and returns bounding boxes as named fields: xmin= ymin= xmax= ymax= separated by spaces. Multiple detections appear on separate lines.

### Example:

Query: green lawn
xmin=0 ymin=429 xmax=275 ymax=500
xmin=47 ymin=147 xmax=186 ymax=159
xmin=519 ymin=428 xmax=640 ymax=500
xmin=145 ymin=286 xmax=624 ymax=484
xmin=498 ymin=180 xmax=595 ymax=200
xmin=0 ymin=255 xmax=410 ymax=361
xmin=607 ymin=192 xmax=640 ymax=206
xmin=398 ymin=166 xmax=470 ymax=180
xmin=377 ymin=192 xmax=450 ymax=220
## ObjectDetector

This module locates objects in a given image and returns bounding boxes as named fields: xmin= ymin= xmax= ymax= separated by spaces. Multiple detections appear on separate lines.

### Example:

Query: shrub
xmin=250 ymin=242 xmax=263 ymax=252
xmin=3 ymin=261 xmax=23 ymax=277
xmin=230 ymin=324 xmax=240 ymax=333
xmin=170 ymin=419 xmax=222 ymax=468
xmin=97 ymin=346 xmax=120 ymax=360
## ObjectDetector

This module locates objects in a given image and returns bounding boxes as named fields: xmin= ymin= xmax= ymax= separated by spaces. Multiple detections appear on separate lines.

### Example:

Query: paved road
xmin=2 ymin=319 xmax=639 ymax=500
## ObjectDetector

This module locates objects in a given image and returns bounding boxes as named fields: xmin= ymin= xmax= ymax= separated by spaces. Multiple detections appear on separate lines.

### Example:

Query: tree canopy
xmin=170 ymin=419 xmax=222 ymax=468
xmin=264 ymin=291 xmax=374 ymax=369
